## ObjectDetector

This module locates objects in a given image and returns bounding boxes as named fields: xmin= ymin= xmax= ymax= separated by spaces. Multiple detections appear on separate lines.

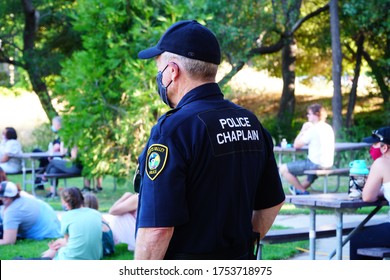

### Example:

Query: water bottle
xmin=281 ymin=138 xmax=288 ymax=149
xmin=348 ymin=160 xmax=369 ymax=199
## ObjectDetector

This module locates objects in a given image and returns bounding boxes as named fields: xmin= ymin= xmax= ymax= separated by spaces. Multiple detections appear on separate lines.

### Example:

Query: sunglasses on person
xmin=372 ymin=130 xmax=384 ymax=142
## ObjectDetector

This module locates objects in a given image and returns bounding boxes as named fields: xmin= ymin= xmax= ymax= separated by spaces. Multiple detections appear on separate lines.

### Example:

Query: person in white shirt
xmin=0 ymin=127 xmax=23 ymax=174
xmin=279 ymin=104 xmax=335 ymax=195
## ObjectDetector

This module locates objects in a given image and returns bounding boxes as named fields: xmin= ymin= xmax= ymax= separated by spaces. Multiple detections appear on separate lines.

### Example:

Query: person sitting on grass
xmin=84 ymin=192 xmax=115 ymax=256
xmin=0 ymin=181 xmax=61 ymax=245
xmin=279 ymin=104 xmax=335 ymax=195
xmin=41 ymin=187 xmax=102 ymax=259
xmin=108 ymin=191 xmax=138 ymax=251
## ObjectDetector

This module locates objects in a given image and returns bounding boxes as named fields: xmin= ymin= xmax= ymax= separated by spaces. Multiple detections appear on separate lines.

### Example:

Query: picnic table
xmin=8 ymin=152 xmax=64 ymax=196
xmin=273 ymin=142 xmax=371 ymax=167
xmin=286 ymin=193 xmax=388 ymax=260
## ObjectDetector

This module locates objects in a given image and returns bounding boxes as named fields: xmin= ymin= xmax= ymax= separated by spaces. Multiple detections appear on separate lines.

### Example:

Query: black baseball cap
xmin=138 ymin=20 xmax=221 ymax=65
xmin=362 ymin=126 xmax=390 ymax=145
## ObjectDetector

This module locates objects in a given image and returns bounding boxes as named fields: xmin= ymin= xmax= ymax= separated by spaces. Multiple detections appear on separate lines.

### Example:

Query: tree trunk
xmin=22 ymin=0 xmax=58 ymax=120
xmin=329 ymin=0 xmax=343 ymax=137
xmin=277 ymin=37 xmax=297 ymax=137
xmin=362 ymin=50 xmax=390 ymax=107
xmin=346 ymin=34 xmax=364 ymax=128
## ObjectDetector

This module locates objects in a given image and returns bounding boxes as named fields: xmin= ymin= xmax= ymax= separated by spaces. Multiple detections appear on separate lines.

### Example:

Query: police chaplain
xmin=135 ymin=20 xmax=285 ymax=260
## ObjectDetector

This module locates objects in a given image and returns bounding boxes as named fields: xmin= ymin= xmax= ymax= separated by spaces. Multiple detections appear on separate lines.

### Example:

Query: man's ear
xmin=169 ymin=62 xmax=180 ymax=81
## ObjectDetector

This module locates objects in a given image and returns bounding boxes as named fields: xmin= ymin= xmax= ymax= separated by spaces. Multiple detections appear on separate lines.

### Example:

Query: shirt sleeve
xmin=301 ymin=126 xmax=315 ymax=145
xmin=137 ymin=136 xmax=189 ymax=228
xmin=3 ymin=207 xmax=22 ymax=230
xmin=5 ymin=141 xmax=20 ymax=154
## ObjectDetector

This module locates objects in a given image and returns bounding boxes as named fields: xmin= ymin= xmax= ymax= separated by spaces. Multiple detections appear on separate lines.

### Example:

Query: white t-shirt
xmin=381 ymin=181 xmax=390 ymax=203
xmin=301 ymin=122 xmax=335 ymax=168
xmin=108 ymin=211 xmax=137 ymax=251
xmin=0 ymin=139 xmax=23 ymax=173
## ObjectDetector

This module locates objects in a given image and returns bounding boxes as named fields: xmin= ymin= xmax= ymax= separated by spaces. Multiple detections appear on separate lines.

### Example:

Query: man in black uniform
xmin=135 ymin=20 xmax=285 ymax=260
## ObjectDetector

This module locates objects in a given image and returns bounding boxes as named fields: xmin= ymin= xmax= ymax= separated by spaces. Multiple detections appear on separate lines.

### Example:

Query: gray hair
xmin=161 ymin=52 xmax=218 ymax=81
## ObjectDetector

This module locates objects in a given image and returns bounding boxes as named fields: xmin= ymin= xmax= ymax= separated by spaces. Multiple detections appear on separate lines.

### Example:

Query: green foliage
xmin=54 ymin=0 xmax=191 ymax=180
xmin=0 ymin=0 xmax=82 ymax=87
xmin=341 ymin=0 xmax=390 ymax=84
xmin=198 ymin=0 xmax=282 ymax=74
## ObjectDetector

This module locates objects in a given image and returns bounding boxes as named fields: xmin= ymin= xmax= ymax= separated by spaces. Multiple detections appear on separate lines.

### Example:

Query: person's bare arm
xmin=252 ymin=201 xmax=284 ymax=239
xmin=293 ymin=122 xmax=313 ymax=148
xmin=362 ymin=160 xmax=384 ymax=202
xmin=109 ymin=193 xmax=138 ymax=215
xmin=0 ymin=153 xmax=10 ymax=163
xmin=134 ymin=227 xmax=174 ymax=260
xmin=0 ymin=229 xmax=18 ymax=245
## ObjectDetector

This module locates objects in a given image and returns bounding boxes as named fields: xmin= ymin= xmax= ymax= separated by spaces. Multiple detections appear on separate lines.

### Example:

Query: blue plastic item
xmin=349 ymin=160 xmax=369 ymax=175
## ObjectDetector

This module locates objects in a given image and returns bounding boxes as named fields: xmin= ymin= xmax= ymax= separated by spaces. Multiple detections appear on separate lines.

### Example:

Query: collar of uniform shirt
xmin=174 ymin=82 xmax=223 ymax=109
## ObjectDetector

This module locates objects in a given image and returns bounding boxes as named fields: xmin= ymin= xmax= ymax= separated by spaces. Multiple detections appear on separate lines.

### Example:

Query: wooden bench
xmin=42 ymin=173 xmax=118 ymax=196
xmin=304 ymin=168 xmax=350 ymax=193
xmin=6 ymin=167 xmax=44 ymax=178
xmin=357 ymin=247 xmax=390 ymax=259
xmin=257 ymin=218 xmax=383 ymax=260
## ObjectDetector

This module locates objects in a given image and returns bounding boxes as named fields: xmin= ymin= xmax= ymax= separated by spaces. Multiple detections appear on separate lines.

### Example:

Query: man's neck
xmin=173 ymin=79 xmax=215 ymax=108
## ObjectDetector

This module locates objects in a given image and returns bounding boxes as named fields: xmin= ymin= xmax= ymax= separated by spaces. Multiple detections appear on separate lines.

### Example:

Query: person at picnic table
xmin=34 ymin=116 xmax=65 ymax=189
xmin=362 ymin=127 xmax=385 ymax=162
xmin=108 ymin=191 xmax=138 ymax=251
xmin=0 ymin=166 xmax=7 ymax=183
xmin=0 ymin=181 xmax=61 ymax=245
xmin=0 ymin=127 xmax=23 ymax=174
xmin=349 ymin=126 xmax=390 ymax=260
xmin=43 ymin=145 xmax=83 ymax=198
xmin=279 ymin=103 xmax=335 ymax=195
xmin=0 ymin=167 xmax=7 ymax=236
xmin=83 ymin=177 xmax=104 ymax=193
xmin=134 ymin=20 xmax=285 ymax=260
xmin=41 ymin=187 xmax=103 ymax=260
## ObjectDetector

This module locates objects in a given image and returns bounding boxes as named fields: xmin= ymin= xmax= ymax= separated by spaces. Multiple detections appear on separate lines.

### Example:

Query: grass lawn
xmin=2 ymin=170 xmax=387 ymax=260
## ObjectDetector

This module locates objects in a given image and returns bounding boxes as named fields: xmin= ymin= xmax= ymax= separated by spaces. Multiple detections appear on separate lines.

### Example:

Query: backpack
xmin=102 ymin=221 xmax=115 ymax=256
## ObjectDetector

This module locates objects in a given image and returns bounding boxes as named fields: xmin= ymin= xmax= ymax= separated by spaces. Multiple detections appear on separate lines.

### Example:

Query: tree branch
xmin=250 ymin=38 xmax=284 ymax=55
xmin=290 ymin=2 xmax=330 ymax=35
xmin=218 ymin=61 xmax=245 ymax=88
xmin=0 ymin=55 xmax=25 ymax=68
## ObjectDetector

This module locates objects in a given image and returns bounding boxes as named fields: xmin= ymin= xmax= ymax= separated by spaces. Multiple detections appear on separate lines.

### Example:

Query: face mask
xmin=62 ymin=204 xmax=68 ymax=211
xmin=156 ymin=65 xmax=173 ymax=108
xmin=51 ymin=125 xmax=58 ymax=133
xmin=369 ymin=146 xmax=382 ymax=161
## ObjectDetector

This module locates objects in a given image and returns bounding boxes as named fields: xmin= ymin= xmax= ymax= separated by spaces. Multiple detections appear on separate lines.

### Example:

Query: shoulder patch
xmin=146 ymin=144 xmax=168 ymax=181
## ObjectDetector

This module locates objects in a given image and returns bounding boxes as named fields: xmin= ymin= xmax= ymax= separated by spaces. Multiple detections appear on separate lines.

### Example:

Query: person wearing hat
xmin=362 ymin=126 xmax=390 ymax=161
xmin=349 ymin=126 xmax=390 ymax=259
xmin=134 ymin=20 xmax=285 ymax=260
xmin=0 ymin=181 xmax=61 ymax=245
